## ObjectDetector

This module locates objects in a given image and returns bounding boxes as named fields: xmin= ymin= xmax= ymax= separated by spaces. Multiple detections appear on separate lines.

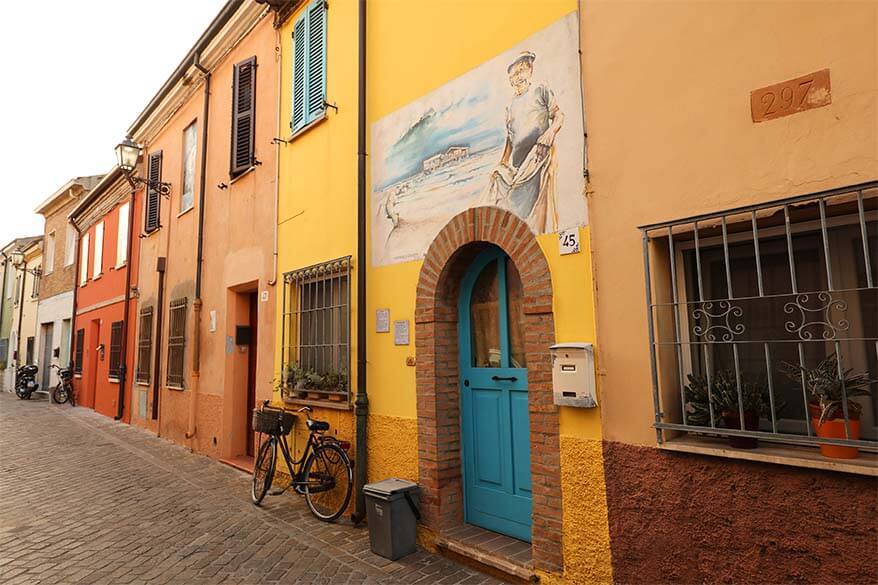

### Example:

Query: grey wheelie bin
xmin=362 ymin=478 xmax=420 ymax=560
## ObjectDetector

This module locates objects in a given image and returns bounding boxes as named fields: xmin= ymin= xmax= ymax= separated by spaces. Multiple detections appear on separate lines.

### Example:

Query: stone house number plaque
xmin=751 ymin=69 xmax=831 ymax=122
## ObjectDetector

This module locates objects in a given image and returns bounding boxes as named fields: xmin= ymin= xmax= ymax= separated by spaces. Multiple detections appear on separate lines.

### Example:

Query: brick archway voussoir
xmin=414 ymin=206 xmax=562 ymax=574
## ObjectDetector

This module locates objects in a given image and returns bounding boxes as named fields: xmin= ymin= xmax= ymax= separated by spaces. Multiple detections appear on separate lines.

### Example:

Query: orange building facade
xmin=128 ymin=1 xmax=278 ymax=465
xmin=70 ymin=169 xmax=142 ymax=422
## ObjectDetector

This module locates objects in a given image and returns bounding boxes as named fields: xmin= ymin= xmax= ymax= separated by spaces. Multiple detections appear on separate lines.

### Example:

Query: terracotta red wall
xmin=73 ymin=190 xmax=142 ymax=422
xmin=602 ymin=442 xmax=878 ymax=585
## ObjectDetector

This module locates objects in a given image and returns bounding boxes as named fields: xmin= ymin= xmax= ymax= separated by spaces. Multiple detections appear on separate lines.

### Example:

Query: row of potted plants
xmin=684 ymin=353 xmax=874 ymax=459
xmin=280 ymin=362 xmax=348 ymax=402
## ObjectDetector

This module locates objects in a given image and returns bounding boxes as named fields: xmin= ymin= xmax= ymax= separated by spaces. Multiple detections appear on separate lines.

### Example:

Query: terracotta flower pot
xmin=808 ymin=403 xmax=861 ymax=459
xmin=721 ymin=410 xmax=760 ymax=449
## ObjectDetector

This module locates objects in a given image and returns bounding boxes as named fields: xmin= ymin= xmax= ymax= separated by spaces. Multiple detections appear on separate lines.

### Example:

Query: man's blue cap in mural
xmin=507 ymin=51 xmax=536 ymax=73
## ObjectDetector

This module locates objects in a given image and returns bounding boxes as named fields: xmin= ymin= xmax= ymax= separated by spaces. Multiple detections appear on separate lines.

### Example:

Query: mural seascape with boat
xmin=371 ymin=13 xmax=588 ymax=266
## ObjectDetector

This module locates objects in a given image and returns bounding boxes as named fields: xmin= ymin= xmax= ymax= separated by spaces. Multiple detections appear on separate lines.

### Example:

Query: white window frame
xmin=92 ymin=222 xmax=104 ymax=279
xmin=181 ymin=122 xmax=197 ymax=213
xmin=79 ymin=233 xmax=89 ymax=285
xmin=64 ymin=224 xmax=76 ymax=267
xmin=44 ymin=231 xmax=55 ymax=275
xmin=116 ymin=202 xmax=130 ymax=268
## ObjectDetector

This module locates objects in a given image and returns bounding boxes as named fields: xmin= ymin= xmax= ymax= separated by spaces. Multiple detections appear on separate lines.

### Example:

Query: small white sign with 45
xmin=558 ymin=228 xmax=580 ymax=255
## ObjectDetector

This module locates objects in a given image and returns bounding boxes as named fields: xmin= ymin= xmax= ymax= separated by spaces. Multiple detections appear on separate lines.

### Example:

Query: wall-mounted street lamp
xmin=10 ymin=251 xmax=41 ymax=277
xmin=115 ymin=136 xmax=171 ymax=196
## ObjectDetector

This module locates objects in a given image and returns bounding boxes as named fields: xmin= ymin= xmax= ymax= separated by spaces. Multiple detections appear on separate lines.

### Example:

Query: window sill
xmin=74 ymin=374 xmax=82 ymax=379
xmin=287 ymin=112 xmax=328 ymax=143
xmin=92 ymin=274 xmax=102 ymax=281
xmin=177 ymin=206 xmax=194 ymax=218
xmin=109 ymin=377 xmax=120 ymax=384
xmin=660 ymin=435 xmax=877 ymax=477
xmin=229 ymin=165 xmax=257 ymax=185
xmin=135 ymin=381 xmax=150 ymax=387
xmin=282 ymin=395 xmax=352 ymax=411
xmin=141 ymin=228 xmax=161 ymax=239
xmin=166 ymin=385 xmax=185 ymax=392
xmin=114 ymin=262 xmax=127 ymax=270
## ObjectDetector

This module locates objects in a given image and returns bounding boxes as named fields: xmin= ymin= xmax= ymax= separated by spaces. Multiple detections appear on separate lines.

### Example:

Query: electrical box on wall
xmin=550 ymin=343 xmax=597 ymax=408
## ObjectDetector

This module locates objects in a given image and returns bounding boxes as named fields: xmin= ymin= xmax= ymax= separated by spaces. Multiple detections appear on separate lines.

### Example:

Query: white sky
xmin=0 ymin=0 xmax=227 ymax=243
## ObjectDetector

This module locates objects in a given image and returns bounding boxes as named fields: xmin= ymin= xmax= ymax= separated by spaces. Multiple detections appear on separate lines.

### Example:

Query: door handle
xmin=491 ymin=376 xmax=518 ymax=382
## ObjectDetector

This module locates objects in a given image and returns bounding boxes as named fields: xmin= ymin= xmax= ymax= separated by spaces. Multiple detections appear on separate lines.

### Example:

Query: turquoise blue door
xmin=459 ymin=247 xmax=532 ymax=541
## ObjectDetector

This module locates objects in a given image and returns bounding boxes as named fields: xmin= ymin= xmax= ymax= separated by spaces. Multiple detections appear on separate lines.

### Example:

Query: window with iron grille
xmin=108 ymin=321 xmax=123 ymax=380
xmin=74 ymin=329 xmax=84 ymax=375
xmin=25 ymin=337 xmax=34 ymax=365
xmin=136 ymin=307 xmax=153 ymax=384
xmin=642 ymin=182 xmax=877 ymax=456
xmin=167 ymin=298 xmax=187 ymax=388
xmin=281 ymin=257 xmax=350 ymax=404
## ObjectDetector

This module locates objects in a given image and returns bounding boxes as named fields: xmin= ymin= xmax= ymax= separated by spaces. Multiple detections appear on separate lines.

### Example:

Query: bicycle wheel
xmin=251 ymin=437 xmax=276 ymax=505
xmin=303 ymin=442 xmax=352 ymax=522
xmin=53 ymin=383 xmax=69 ymax=404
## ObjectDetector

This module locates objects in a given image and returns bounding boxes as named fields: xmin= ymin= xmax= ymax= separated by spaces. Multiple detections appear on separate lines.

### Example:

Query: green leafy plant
xmin=281 ymin=362 xmax=347 ymax=395
xmin=684 ymin=370 xmax=776 ymax=427
xmin=778 ymin=354 xmax=874 ymax=424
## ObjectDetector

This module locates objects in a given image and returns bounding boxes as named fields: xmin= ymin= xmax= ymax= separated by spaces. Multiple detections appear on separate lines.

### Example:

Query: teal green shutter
xmin=290 ymin=0 xmax=326 ymax=133
xmin=306 ymin=0 xmax=326 ymax=122
xmin=291 ymin=14 xmax=306 ymax=132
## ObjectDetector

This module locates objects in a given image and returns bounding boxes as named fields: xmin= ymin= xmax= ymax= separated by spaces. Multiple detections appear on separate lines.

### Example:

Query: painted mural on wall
xmin=371 ymin=13 xmax=587 ymax=266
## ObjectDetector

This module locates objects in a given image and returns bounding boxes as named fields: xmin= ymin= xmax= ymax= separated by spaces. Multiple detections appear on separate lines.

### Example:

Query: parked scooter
xmin=52 ymin=364 xmax=75 ymax=406
xmin=14 ymin=364 xmax=40 ymax=400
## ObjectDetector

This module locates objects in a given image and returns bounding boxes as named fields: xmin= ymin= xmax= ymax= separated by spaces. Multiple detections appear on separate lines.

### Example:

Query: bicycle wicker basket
xmin=252 ymin=407 xmax=295 ymax=436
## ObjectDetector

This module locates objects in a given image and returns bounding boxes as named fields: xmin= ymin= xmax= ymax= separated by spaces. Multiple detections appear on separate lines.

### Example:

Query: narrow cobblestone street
xmin=0 ymin=393 xmax=500 ymax=585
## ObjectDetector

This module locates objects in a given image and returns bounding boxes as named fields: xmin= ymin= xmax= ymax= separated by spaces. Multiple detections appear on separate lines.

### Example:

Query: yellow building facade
xmin=275 ymin=1 xmax=611 ymax=582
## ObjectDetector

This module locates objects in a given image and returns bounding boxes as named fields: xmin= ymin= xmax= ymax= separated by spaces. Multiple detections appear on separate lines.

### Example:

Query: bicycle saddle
xmin=307 ymin=419 xmax=330 ymax=432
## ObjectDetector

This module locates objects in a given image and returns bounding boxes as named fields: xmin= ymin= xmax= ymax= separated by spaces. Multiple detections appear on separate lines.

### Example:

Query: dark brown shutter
xmin=167 ymin=298 xmax=187 ymax=387
xmin=230 ymin=57 xmax=257 ymax=176
xmin=136 ymin=307 xmax=153 ymax=384
xmin=145 ymin=151 xmax=163 ymax=233
xmin=108 ymin=321 xmax=123 ymax=379
xmin=74 ymin=329 xmax=85 ymax=374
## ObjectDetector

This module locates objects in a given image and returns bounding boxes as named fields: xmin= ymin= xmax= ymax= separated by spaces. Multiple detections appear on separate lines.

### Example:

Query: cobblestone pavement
xmin=0 ymin=392 xmax=501 ymax=585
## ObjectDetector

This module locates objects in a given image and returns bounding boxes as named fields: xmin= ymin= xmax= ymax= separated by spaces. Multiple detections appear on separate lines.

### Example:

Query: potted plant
xmin=281 ymin=363 xmax=347 ymax=402
xmin=684 ymin=370 xmax=776 ymax=449
xmin=779 ymin=354 xmax=874 ymax=459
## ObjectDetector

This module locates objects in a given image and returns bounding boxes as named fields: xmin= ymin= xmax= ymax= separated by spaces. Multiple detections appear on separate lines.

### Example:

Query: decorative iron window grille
xmin=74 ymin=329 xmax=85 ymax=375
xmin=108 ymin=321 xmax=123 ymax=380
xmin=642 ymin=182 xmax=877 ymax=452
xmin=167 ymin=298 xmax=187 ymax=388
xmin=281 ymin=256 xmax=351 ymax=404
xmin=136 ymin=307 xmax=153 ymax=384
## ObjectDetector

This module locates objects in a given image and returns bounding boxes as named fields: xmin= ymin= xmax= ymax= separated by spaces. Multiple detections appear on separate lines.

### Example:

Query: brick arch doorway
xmin=414 ymin=207 xmax=563 ymax=572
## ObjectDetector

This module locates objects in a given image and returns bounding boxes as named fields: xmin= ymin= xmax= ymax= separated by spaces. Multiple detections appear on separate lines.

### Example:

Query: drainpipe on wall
xmin=152 ymin=257 xmax=167 ymax=422
xmin=352 ymin=0 xmax=369 ymax=524
xmin=69 ymin=222 xmax=82 ymax=378
xmin=15 ymin=255 xmax=28 ymax=366
xmin=186 ymin=54 xmax=211 ymax=444
xmin=267 ymin=26 xmax=281 ymax=288
xmin=115 ymin=186 xmax=139 ymax=420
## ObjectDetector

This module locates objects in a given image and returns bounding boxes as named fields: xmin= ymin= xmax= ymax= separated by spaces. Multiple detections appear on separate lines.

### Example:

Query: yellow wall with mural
xmin=275 ymin=0 xmax=612 ymax=580
xmin=365 ymin=1 xmax=611 ymax=582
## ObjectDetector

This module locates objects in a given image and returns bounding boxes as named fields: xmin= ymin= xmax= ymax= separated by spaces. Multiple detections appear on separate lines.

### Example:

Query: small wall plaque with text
xmin=751 ymin=69 xmax=831 ymax=123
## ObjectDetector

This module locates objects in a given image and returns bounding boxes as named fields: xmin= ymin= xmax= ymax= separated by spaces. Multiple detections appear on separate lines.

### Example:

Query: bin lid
xmin=363 ymin=478 xmax=418 ymax=497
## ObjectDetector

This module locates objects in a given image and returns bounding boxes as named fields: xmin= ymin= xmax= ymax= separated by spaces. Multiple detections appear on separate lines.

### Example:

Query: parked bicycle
xmin=51 ymin=364 xmax=75 ymax=406
xmin=251 ymin=401 xmax=353 ymax=522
